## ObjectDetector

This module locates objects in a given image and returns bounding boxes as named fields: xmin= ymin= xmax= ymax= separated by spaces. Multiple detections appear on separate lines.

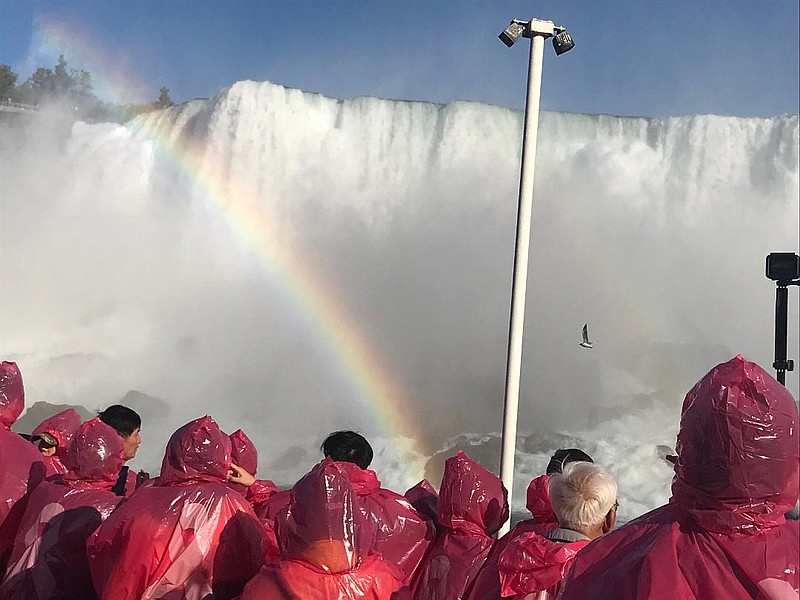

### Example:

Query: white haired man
xmin=491 ymin=462 xmax=617 ymax=600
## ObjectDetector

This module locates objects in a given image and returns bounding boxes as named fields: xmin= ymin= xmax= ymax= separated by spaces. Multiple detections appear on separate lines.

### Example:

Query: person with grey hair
xmin=482 ymin=461 xmax=617 ymax=600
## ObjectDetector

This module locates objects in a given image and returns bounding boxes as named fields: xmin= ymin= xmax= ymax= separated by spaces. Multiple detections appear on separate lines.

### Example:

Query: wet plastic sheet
xmin=87 ymin=416 xmax=268 ymax=600
xmin=337 ymin=462 xmax=433 ymax=583
xmin=0 ymin=418 xmax=125 ymax=599
xmin=404 ymin=479 xmax=439 ymax=529
xmin=559 ymin=356 xmax=800 ymax=599
xmin=496 ymin=531 xmax=589 ymax=599
xmin=0 ymin=362 xmax=45 ymax=572
xmin=31 ymin=408 xmax=82 ymax=477
xmin=465 ymin=475 xmax=560 ymax=600
xmin=411 ymin=451 xmax=508 ymax=600
xmin=239 ymin=458 xmax=404 ymax=600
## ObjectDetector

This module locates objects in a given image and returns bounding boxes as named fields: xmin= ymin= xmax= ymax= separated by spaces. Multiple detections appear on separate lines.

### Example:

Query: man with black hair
xmin=98 ymin=404 xmax=148 ymax=496
xmin=320 ymin=430 xmax=373 ymax=469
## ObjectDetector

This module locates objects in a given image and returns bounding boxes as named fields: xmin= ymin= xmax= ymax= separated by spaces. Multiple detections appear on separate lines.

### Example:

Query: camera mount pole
xmin=773 ymin=280 xmax=799 ymax=385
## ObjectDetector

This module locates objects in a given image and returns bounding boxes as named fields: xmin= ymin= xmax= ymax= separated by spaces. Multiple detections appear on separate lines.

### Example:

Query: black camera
xmin=766 ymin=252 xmax=800 ymax=282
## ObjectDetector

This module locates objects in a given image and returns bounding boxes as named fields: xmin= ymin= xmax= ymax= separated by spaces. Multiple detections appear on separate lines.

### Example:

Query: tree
xmin=153 ymin=86 xmax=174 ymax=109
xmin=17 ymin=55 xmax=98 ymax=112
xmin=0 ymin=64 xmax=17 ymax=100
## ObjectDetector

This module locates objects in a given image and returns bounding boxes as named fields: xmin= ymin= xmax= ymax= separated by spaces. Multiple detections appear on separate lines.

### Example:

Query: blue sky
xmin=1 ymin=0 xmax=798 ymax=118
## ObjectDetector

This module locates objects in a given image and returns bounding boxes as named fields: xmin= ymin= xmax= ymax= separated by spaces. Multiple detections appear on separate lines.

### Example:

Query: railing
xmin=0 ymin=98 xmax=38 ymax=112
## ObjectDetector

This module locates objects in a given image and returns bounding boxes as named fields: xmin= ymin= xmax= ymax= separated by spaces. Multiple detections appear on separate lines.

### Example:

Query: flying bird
xmin=580 ymin=324 xmax=594 ymax=349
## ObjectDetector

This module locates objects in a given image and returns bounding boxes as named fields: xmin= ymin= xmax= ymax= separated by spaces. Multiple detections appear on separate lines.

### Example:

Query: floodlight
xmin=499 ymin=21 xmax=526 ymax=47
xmin=552 ymin=29 xmax=575 ymax=55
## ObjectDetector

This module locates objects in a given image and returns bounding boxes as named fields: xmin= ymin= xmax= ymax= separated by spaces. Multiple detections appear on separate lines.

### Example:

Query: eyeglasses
xmin=613 ymin=500 xmax=620 ymax=511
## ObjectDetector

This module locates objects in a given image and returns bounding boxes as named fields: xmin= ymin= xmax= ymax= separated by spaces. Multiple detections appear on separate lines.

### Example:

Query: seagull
xmin=580 ymin=324 xmax=594 ymax=349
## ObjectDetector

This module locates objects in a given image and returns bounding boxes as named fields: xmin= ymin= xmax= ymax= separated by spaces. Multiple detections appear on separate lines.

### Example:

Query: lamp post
xmin=498 ymin=16 xmax=574 ymax=536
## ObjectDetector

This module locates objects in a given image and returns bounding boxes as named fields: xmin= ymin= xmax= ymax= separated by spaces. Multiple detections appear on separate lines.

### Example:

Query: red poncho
xmin=465 ymin=474 xmax=559 ymax=600
xmin=497 ymin=530 xmax=590 ymax=599
xmin=31 ymin=408 xmax=82 ymax=477
xmin=229 ymin=429 xmax=279 ymax=513
xmin=0 ymin=417 xmax=125 ymax=599
xmin=0 ymin=362 xmax=45 ymax=571
xmin=87 ymin=415 xmax=269 ymax=600
xmin=559 ymin=356 xmax=800 ymax=599
xmin=411 ymin=451 xmax=508 ymax=600
xmin=240 ymin=458 xmax=404 ymax=600
xmin=336 ymin=462 xmax=433 ymax=583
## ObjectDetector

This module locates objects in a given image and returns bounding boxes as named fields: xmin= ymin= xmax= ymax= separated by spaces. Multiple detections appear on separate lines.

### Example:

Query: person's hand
xmin=227 ymin=462 xmax=256 ymax=487
xmin=136 ymin=470 xmax=151 ymax=489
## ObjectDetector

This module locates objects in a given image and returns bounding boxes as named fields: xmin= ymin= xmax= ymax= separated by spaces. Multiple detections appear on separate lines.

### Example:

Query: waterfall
xmin=1 ymin=80 xmax=797 ymax=506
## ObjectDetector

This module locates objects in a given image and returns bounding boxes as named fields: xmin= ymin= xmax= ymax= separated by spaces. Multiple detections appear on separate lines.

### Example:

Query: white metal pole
xmin=498 ymin=29 xmax=547 ymax=537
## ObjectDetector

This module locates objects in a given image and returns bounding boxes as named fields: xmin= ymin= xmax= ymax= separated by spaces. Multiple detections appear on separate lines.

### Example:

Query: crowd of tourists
xmin=0 ymin=355 xmax=797 ymax=599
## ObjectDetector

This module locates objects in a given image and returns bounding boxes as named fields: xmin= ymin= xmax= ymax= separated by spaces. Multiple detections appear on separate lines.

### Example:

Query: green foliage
xmin=2 ymin=53 xmax=176 ymax=123
xmin=0 ymin=64 xmax=18 ymax=100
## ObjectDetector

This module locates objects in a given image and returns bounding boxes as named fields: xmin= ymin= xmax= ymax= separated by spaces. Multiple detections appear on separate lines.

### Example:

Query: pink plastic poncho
xmin=464 ymin=474 xmax=559 ymax=600
xmin=229 ymin=429 xmax=279 ymax=511
xmin=559 ymin=356 xmax=800 ymax=600
xmin=0 ymin=417 xmax=125 ymax=599
xmin=240 ymin=458 xmax=404 ymax=600
xmin=337 ymin=461 xmax=433 ymax=584
xmin=0 ymin=362 xmax=46 ymax=572
xmin=496 ymin=531 xmax=590 ymax=599
xmin=87 ymin=415 xmax=269 ymax=600
xmin=404 ymin=479 xmax=439 ymax=529
xmin=256 ymin=488 xmax=292 ymax=522
xmin=31 ymin=408 xmax=82 ymax=477
xmin=411 ymin=451 xmax=509 ymax=600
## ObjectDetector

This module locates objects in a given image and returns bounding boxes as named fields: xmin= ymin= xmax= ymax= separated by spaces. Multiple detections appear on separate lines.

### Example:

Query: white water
xmin=1 ymin=81 xmax=797 ymax=517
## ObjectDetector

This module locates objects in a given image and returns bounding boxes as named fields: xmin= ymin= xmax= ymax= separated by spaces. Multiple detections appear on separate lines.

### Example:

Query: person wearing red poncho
xmin=324 ymin=431 xmax=433 ymax=584
xmin=0 ymin=417 xmax=126 ymax=599
xmin=228 ymin=429 xmax=279 ymax=513
xmin=559 ymin=356 xmax=800 ymax=600
xmin=244 ymin=430 xmax=432 ymax=584
xmin=239 ymin=457 xmax=404 ymax=600
xmin=0 ymin=361 xmax=46 ymax=574
xmin=97 ymin=404 xmax=147 ymax=496
xmin=30 ymin=408 xmax=82 ymax=478
xmin=465 ymin=448 xmax=594 ymax=600
xmin=410 ymin=450 xmax=509 ymax=600
xmin=494 ymin=461 xmax=617 ymax=600
xmin=86 ymin=415 xmax=269 ymax=600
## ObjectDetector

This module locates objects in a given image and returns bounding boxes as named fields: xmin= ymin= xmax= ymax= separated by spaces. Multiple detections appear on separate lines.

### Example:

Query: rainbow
xmin=26 ymin=17 xmax=426 ymax=470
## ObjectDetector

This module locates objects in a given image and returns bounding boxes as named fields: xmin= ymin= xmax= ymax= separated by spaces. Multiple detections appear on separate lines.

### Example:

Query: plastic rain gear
xmin=559 ymin=356 xmax=800 ymax=600
xmin=31 ymin=408 xmax=82 ymax=477
xmin=256 ymin=488 xmax=292 ymax=522
xmin=239 ymin=458 xmax=404 ymax=600
xmin=464 ymin=474 xmax=559 ymax=600
xmin=411 ymin=451 xmax=509 ymax=600
xmin=336 ymin=461 xmax=433 ymax=584
xmin=405 ymin=479 xmax=439 ymax=529
xmin=496 ymin=530 xmax=590 ymax=599
xmin=86 ymin=415 xmax=269 ymax=600
xmin=0 ymin=362 xmax=45 ymax=572
xmin=229 ymin=429 xmax=279 ymax=511
xmin=0 ymin=418 xmax=125 ymax=599
xmin=524 ymin=475 xmax=558 ymax=534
